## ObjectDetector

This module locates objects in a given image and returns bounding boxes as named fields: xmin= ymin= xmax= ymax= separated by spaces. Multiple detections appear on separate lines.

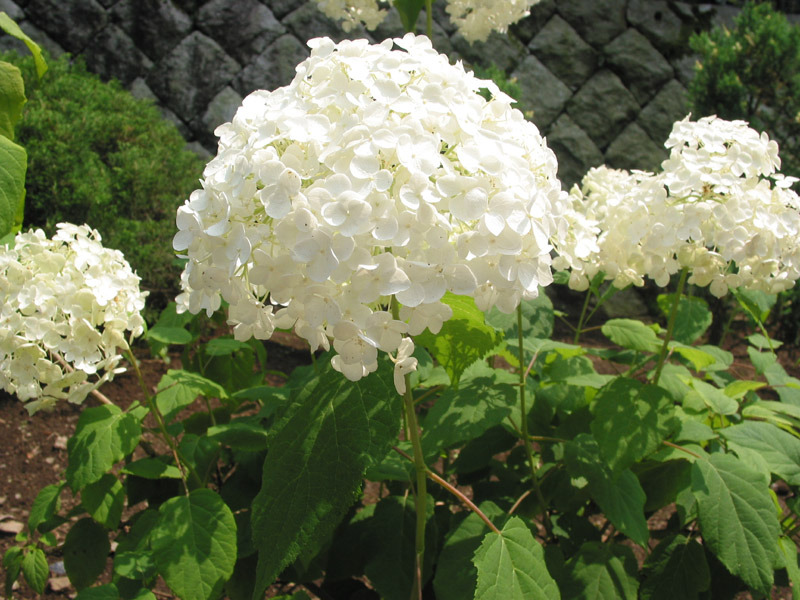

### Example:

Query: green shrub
xmin=3 ymin=51 xmax=205 ymax=318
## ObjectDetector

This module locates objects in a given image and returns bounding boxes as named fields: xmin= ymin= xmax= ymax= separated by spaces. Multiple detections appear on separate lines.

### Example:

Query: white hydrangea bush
xmin=559 ymin=115 xmax=800 ymax=297
xmin=0 ymin=224 xmax=147 ymax=413
xmin=174 ymin=34 xmax=573 ymax=391
xmin=314 ymin=0 xmax=541 ymax=43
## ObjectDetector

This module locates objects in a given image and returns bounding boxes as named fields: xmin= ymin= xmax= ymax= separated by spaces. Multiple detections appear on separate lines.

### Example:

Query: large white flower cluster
xmin=313 ymin=0 xmax=541 ymax=43
xmin=174 ymin=34 xmax=566 ymax=391
xmin=560 ymin=116 xmax=800 ymax=297
xmin=0 ymin=224 xmax=147 ymax=413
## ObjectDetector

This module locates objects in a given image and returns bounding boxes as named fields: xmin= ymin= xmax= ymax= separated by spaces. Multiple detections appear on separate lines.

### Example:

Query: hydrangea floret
xmin=313 ymin=0 xmax=541 ymax=43
xmin=0 ymin=223 xmax=147 ymax=413
xmin=174 ymin=34 xmax=568 ymax=392
xmin=559 ymin=115 xmax=800 ymax=297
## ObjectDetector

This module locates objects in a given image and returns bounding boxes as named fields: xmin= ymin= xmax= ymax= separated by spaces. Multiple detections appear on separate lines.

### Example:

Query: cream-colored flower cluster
xmin=174 ymin=34 xmax=566 ymax=391
xmin=313 ymin=0 xmax=541 ymax=43
xmin=561 ymin=116 xmax=800 ymax=297
xmin=0 ymin=224 xmax=147 ymax=413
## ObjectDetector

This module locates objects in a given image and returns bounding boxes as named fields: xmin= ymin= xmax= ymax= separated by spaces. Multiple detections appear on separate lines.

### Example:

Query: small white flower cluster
xmin=313 ymin=0 xmax=541 ymax=43
xmin=561 ymin=115 xmax=800 ymax=297
xmin=0 ymin=224 xmax=147 ymax=413
xmin=174 ymin=34 xmax=566 ymax=392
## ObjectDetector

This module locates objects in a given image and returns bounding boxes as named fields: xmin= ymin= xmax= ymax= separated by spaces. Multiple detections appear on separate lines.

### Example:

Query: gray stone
xmin=111 ymin=0 xmax=192 ymax=62
xmin=529 ymin=14 xmax=596 ymax=91
xmin=284 ymin=1 xmax=371 ymax=44
xmin=0 ymin=0 xmax=24 ymax=21
xmin=83 ymin=24 xmax=153 ymax=86
xmin=198 ymin=0 xmax=285 ymax=64
xmin=511 ymin=54 xmax=571 ymax=130
xmin=263 ymin=0 xmax=303 ymax=20
xmin=556 ymin=0 xmax=626 ymax=47
xmin=604 ymin=29 xmax=673 ymax=105
xmin=202 ymin=86 xmax=243 ymax=135
xmin=186 ymin=140 xmax=213 ymax=161
xmin=128 ymin=76 xmax=158 ymax=102
xmin=637 ymin=79 xmax=688 ymax=145
xmin=25 ymin=0 xmax=106 ymax=51
xmin=605 ymin=121 xmax=666 ymax=172
xmin=627 ymin=0 xmax=687 ymax=55
xmin=147 ymin=31 xmax=241 ymax=119
xmin=234 ymin=33 xmax=308 ymax=96
xmin=451 ymin=29 xmax=526 ymax=74
xmin=671 ymin=53 xmax=697 ymax=87
xmin=509 ymin=0 xmax=556 ymax=44
xmin=546 ymin=113 xmax=604 ymax=188
xmin=567 ymin=70 xmax=639 ymax=149
xmin=600 ymin=286 xmax=650 ymax=318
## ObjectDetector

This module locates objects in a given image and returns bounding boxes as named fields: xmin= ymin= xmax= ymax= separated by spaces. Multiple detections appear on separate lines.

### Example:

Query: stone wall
xmin=0 ymin=0 xmax=747 ymax=185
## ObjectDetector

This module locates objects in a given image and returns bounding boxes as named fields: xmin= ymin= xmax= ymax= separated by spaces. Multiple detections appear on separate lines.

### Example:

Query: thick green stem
xmin=425 ymin=0 xmax=433 ymax=38
xmin=573 ymin=289 xmax=593 ymax=344
xmin=403 ymin=375 xmax=427 ymax=600
xmin=653 ymin=268 xmax=689 ymax=385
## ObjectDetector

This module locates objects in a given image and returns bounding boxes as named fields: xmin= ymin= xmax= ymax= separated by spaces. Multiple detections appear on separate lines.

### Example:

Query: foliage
xmin=2 ymin=51 xmax=204 ymax=316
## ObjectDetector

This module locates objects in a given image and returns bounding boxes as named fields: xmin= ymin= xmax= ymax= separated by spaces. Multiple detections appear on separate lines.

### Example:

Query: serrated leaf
xmin=724 ymin=379 xmax=766 ymax=399
xmin=590 ymin=378 xmax=678 ymax=472
xmin=0 ymin=61 xmax=24 ymax=140
xmin=28 ymin=482 xmax=63 ymax=533
xmin=206 ymin=421 xmax=269 ymax=451
xmin=416 ymin=292 xmax=503 ymax=386
xmin=0 ymin=134 xmax=25 ymax=239
xmin=656 ymin=294 xmax=712 ymax=344
xmin=778 ymin=537 xmax=800 ymax=600
xmin=560 ymin=542 xmax=639 ymax=600
xmin=155 ymin=369 xmax=227 ymax=422
xmin=670 ymin=344 xmax=717 ymax=371
xmin=66 ymin=405 xmax=141 ymax=492
xmin=687 ymin=378 xmax=738 ymax=416
xmin=144 ymin=325 xmax=192 ymax=345
xmin=564 ymin=435 xmax=649 ymax=547
xmin=151 ymin=489 xmax=236 ymax=600
xmin=74 ymin=583 xmax=120 ymax=600
xmin=4 ymin=545 xmax=23 ymax=597
xmin=122 ymin=457 xmax=183 ymax=479
xmin=720 ymin=421 xmax=800 ymax=486
xmin=0 ymin=13 xmax=47 ymax=77
xmin=81 ymin=474 xmax=124 ymax=529
xmin=21 ymin=547 xmax=48 ymax=595
xmin=113 ymin=550 xmax=157 ymax=580
xmin=63 ymin=518 xmax=110 ymax=590
xmin=251 ymin=360 xmax=402 ymax=599
xmin=486 ymin=290 xmax=554 ymax=341
xmin=640 ymin=534 xmax=709 ymax=600
xmin=601 ymin=319 xmax=661 ymax=353
xmin=691 ymin=453 xmax=781 ymax=594
xmin=473 ymin=516 xmax=560 ymax=600
xmin=204 ymin=337 xmax=252 ymax=356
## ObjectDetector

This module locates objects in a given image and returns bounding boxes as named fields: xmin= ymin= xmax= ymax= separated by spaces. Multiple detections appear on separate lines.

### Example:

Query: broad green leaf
xmin=0 ymin=61 xmax=24 ymax=140
xmin=778 ymin=537 xmax=800 ymax=600
xmin=251 ymin=360 xmax=402 ymax=599
xmin=416 ymin=292 xmax=503 ymax=386
xmin=656 ymin=294 xmax=712 ymax=344
xmin=151 ymin=489 xmax=237 ymax=600
xmin=724 ymin=379 xmax=766 ymax=399
xmin=122 ymin=457 xmax=183 ymax=479
xmin=640 ymin=534 xmax=709 ymax=600
xmin=155 ymin=369 xmax=227 ymax=422
xmin=434 ymin=502 xmax=505 ymax=600
xmin=486 ymin=289 xmax=554 ymax=341
xmin=422 ymin=360 xmax=516 ymax=458
xmin=81 ymin=474 xmax=125 ymax=529
xmin=207 ymin=421 xmax=269 ymax=451
xmin=66 ymin=405 xmax=141 ymax=492
xmin=720 ymin=421 xmax=800 ymax=486
xmin=590 ymin=378 xmax=678 ymax=472
xmin=559 ymin=541 xmax=639 ymax=600
xmin=204 ymin=337 xmax=253 ymax=356
xmin=748 ymin=333 xmax=782 ymax=350
xmin=393 ymin=0 xmax=426 ymax=31
xmin=21 ymin=547 xmax=48 ymax=595
xmin=4 ymin=546 xmax=23 ymax=597
xmin=144 ymin=325 xmax=192 ymax=345
xmin=734 ymin=288 xmax=775 ymax=324
xmin=670 ymin=344 xmax=717 ymax=372
xmin=0 ymin=134 xmax=25 ymax=239
xmin=473 ymin=516 xmax=560 ymax=600
xmin=763 ymin=361 xmax=800 ymax=407
xmin=601 ymin=319 xmax=660 ymax=353
xmin=564 ymin=435 xmax=649 ymax=547
xmin=28 ymin=482 xmax=63 ymax=533
xmin=63 ymin=518 xmax=110 ymax=590
xmin=691 ymin=453 xmax=781 ymax=594
xmin=114 ymin=550 xmax=157 ymax=581
xmin=75 ymin=584 xmax=121 ymax=600
xmin=686 ymin=378 xmax=738 ymax=416
xmin=0 ymin=13 xmax=47 ymax=76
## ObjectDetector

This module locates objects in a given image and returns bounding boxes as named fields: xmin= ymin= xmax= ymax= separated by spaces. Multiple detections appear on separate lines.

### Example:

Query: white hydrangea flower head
xmin=174 ymin=34 xmax=565 ymax=392
xmin=0 ymin=224 xmax=147 ymax=413
xmin=562 ymin=116 xmax=800 ymax=297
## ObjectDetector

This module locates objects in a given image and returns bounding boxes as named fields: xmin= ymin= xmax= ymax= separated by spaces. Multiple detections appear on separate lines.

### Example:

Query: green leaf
xmin=81 ymin=474 xmax=125 ymax=529
xmin=206 ymin=421 xmax=269 ymax=451
xmin=0 ymin=61 xmax=25 ymax=140
xmin=4 ymin=546 xmax=23 ymax=597
xmin=21 ymin=547 xmax=48 ymax=595
xmin=0 ymin=13 xmax=47 ymax=77
xmin=670 ymin=344 xmax=718 ymax=372
xmin=640 ymin=534 xmax=710 ymax=600
xmin=113 ymin=550 xmax=157 ymax=581
xmin=601 ymin=319 xmax=661 ymax=353
xmin=564 ymin=435 xmax=649 ymax=547
xmin=733 ymin=288 xmax=775 ymax=324
xmin=486 ymin=290 xmax=554 ymax=342
xmin=251 ymin=360 xmax=402 ymax=600
xmin=28 ymin=482 xmax=63 ymax=533
xmin=122 ymin=457 xmax=183 ymax=479
xmin=778 ymin=537 xmax=800 ymax=600
xmin=691 ymin=453 xmax=781 ymax=594
xmin=0 ymin=133 xmax=25 ymax=239
xmin=64 ymin=518 xmax=109 ymax=590
xmin=416 ymin=292 xmax=503 ymax=386
xmin=66 ymin=405 xmax=141 ymax=492
xmin=720 ymin=421 xmax=800 ymax=486
xmin=155 ymin=369 xmax=227 ymax=422
xmin=151 ymin=489 xmax=237 ymax=600
xmin=393 ymin=0 xmax=426 ymax=32
xmin=204 ymin=337 xmax=253 ymax=356
xmin=75 ymin=584 xmax=121 ymax=600
xmin=590 ymin=378 xmax=678 ymax=472
xmin=144 ymin=325 xmax=192 ymax=345
xmin=473 ymin=516 xmax=560 ymax=600
xmin=686 ymin=378 xmax=738 ymax=416
xmin=656 ymin=294 xmax=712 ymax=344
xmin=559 ymin=542 xmax=639 ymax=600
xmin=422 ymin=360 xmax=516 ymax=458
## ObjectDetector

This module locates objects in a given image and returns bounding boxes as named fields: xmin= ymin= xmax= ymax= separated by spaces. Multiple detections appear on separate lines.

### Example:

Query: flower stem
xmin=425 ymin=0 xmax=433 ymax=38
xmin=574 ymin=288 xmax=593 ymax=344
xmin=653 ymin=267 xmax=689 ymax=385
xmin=403 ymin=376 xmax=427 ymax=600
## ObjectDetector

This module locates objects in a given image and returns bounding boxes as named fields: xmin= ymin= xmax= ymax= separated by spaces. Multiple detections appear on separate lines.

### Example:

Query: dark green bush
xmin=3 ymin=51 xmax=205 ymax=318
